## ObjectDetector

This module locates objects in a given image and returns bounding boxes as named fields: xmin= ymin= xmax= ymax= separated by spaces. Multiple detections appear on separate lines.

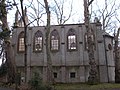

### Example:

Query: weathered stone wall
xmin=12 ymin=23 xmax=115 ymax=83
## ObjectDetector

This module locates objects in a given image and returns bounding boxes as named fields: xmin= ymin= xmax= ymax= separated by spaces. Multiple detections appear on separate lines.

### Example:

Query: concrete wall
xmin=104 ymin=36 xmax=115 ymax=82
xmin=12 ymin=23 xmax=115 ymax=83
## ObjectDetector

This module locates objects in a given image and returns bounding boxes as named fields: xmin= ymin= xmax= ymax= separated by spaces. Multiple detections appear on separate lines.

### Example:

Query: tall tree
xmin=114 ymin=27 xmax=120 ymax=83
xmin=13 ymin=0 xmax=29 ymax=83
xmin=44 ymin=0 xmax=53 ymax=84
xmin=19 ymin=0 xmax=28 ymax=83
xmin=114 ymin=16 xmax=120 ymax=83
xmin=0 ymin=0 xmax=16 ymax=84
xmin=83 ymin=0 xmax=98 ymax=84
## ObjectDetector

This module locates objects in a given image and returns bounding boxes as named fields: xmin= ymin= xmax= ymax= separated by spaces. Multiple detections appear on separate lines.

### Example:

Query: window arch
xmin=34 ymin=31 xmax=43 ymax=52
xmin=84 ymin=32 xmax=95 ymax=50
xmin=18 ymin=31 xmax=25 ymax=52
xmin=50 ymin=30 xmax=59 ymax=51
xmin=67 ymin=28 xmax=77 ymax=50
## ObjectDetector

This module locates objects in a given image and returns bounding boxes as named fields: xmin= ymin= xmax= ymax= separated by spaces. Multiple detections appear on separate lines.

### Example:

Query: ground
xmin=0 ymin=87 xmax=14 ymax=90
xmin=1 ymin=83 xmax=120 ymax=90
xmin=54 ymin=83 xmax=120 ymax=90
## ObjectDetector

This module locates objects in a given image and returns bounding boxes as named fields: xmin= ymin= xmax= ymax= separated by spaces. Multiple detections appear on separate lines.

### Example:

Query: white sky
xmin=7 ymin=0 xmax=84 ymax=26
xmin=7 ymin=0 xmax=120 ymax=27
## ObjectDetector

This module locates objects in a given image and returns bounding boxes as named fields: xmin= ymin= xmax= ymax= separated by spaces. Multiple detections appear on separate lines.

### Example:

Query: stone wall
xmin=12 ymin=23 xmax=115 ymax=83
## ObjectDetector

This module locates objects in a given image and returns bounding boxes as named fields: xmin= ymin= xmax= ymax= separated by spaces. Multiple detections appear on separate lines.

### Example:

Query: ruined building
xmin=12 ymin=10 xmax=115 ymax=83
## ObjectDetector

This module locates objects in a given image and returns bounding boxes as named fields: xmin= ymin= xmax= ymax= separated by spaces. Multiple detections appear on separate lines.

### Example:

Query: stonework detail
xmin=12 ymin=23 xmax=115 ymax=83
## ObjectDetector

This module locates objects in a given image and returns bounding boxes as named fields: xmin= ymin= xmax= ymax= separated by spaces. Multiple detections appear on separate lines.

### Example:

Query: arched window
xmin=84 ymin=32 xmax=95 ymax=50
xmin=50 ymin=30 xmax=59 ymax=51
xmin=18 ymin=31 xmax=25 ymax=52
xmin=34 ymin=31 xmax=43 ymax=52
xmin=67 ymin=29 xmax=77 ymax=50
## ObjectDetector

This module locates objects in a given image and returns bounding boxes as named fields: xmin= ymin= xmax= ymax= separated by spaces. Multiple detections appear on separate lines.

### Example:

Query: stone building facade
xmin=12 ymin=22 xmax=115 ymax=83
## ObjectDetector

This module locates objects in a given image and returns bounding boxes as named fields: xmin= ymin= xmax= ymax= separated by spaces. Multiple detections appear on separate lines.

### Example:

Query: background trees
xmin=114 ymin=27 xmax=120 ymax=83
xmin=51 ymin=0 xmax=73 ymax=25
xmin=91 ymin=0 xmax=120 ymax=83
xmin=91 ymin=0 xmax=120 ymax=34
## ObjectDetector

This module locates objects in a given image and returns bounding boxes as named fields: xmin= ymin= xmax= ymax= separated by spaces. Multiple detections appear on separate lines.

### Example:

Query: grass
xmin=54 ymin=83 xmax=120 ymax=90
xmin=1 ymin=82 xmax=120 ymax=90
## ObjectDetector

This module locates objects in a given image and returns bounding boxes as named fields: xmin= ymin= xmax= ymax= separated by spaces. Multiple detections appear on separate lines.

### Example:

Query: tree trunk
xmin=44 ymin=0 xmax=54 ymax=84
xmin=0 ymin=0 xmax=16 ymax=84
xmin=115 ymin=28 xmax=120 ymax=83
xmin=83 ymin=0 xmax=98 ymax=84
xmin=20 ymin=0 xmax=28 ymax=83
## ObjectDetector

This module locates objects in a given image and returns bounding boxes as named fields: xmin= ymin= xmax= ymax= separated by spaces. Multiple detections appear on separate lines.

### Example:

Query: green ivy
xmin=0 ymin=30 xmax=11 ymax=39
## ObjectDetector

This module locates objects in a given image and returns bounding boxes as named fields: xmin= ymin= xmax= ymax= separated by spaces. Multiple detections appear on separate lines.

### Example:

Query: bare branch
xmin=27 ymin=12 xmax=46 ymax=26
xmin=0 ymin=48 xmax=3 ymax=58
xmin=92 ymin=0 xmax=120 ymax=32
xmin=13 ymin=0 xmax=22 ymax=18
xmin=25 ymin=0 xmax=33 ymax=8
xmin=115 ymin=14 xmax=120 ymax=23
xmin=62 ymin=0 xmax=73 ymax=24
xmin=25 ymin=0 xmax=45 ymax=26
xmin=37 ymin=0 xmax=45 ymax=8
xmin=53 ymin=0 xmax=73 ymax=25
xmin=89 ymin=0 xmax=94 ymax=6
xmin=53 ymin=0 xmax=63 ymax=24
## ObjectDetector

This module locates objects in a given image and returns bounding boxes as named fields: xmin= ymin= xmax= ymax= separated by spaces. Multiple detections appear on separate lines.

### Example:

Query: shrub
xmin=28 ymin=72 xmax=52 ymax=90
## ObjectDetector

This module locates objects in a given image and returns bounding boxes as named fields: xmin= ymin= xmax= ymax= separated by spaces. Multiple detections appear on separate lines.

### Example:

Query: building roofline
xmin=103 ymin=34 xmax=114 ymax=38
xmin=13 ymin=22 xmax=102 ymax=28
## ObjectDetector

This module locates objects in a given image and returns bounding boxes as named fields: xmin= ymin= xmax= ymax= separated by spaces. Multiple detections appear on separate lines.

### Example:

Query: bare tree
xmin=0 ymin=0 xmax=16 ymax=84
xmin=114 ymin=15 xmax=120 ymax=83
xmin=83 ymin=0 xmax=98 ymax=84
xmin=14 ymin=0 xmax=29 ymax=84
xmin=44 ymin=0 xmax=54 ymax=84
xmin=19 ymin=0 xmax=28 ymax=83
xmin=114 ymin=27 xmax=120 ymax=83
xmin=91 ymin=0 xmax=120 ymax=33
xmin=91 ymin=0 xmax=120 ymax=83
xmin=25 ymin=0 xmax=46 ymax=26
xmin=13 ymin=0 xmax=54 ymax=86
xmin=52 ymin=0 xmax=73 ymax=25
xmin=23 ymin=0 xmax=74 ymax=26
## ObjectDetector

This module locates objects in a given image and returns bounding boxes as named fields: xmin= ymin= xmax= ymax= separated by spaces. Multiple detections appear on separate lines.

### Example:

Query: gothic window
xmin=34 ymin=31 xmax=43 ymax=52
xmin=67 ymin=29 xmax=77 ymax=51
xmin=84 ymin=33 xmax=95 ymax=50
xmin=18 ymin=31 xmax=25 ymax=52
xmin=50 ymin=30 xmax=59 ymax=51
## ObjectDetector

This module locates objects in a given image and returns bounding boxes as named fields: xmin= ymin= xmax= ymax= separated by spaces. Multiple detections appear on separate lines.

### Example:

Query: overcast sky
xmin=7 ymin=0 xmax=120 ymax=27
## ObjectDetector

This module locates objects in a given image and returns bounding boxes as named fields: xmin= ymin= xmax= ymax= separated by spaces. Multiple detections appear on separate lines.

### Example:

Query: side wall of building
xmin=12 ymin=23 xmax=115 ymax=83
xmin=104 ymin=36 xmax=115 ymax=82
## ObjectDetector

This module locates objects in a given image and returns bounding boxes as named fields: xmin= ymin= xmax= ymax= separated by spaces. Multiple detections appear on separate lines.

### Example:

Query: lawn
xmin=54 ymin=83 xmax=120 ymax=90
xmin=1 ymin=82 xmax=120 ymax=90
